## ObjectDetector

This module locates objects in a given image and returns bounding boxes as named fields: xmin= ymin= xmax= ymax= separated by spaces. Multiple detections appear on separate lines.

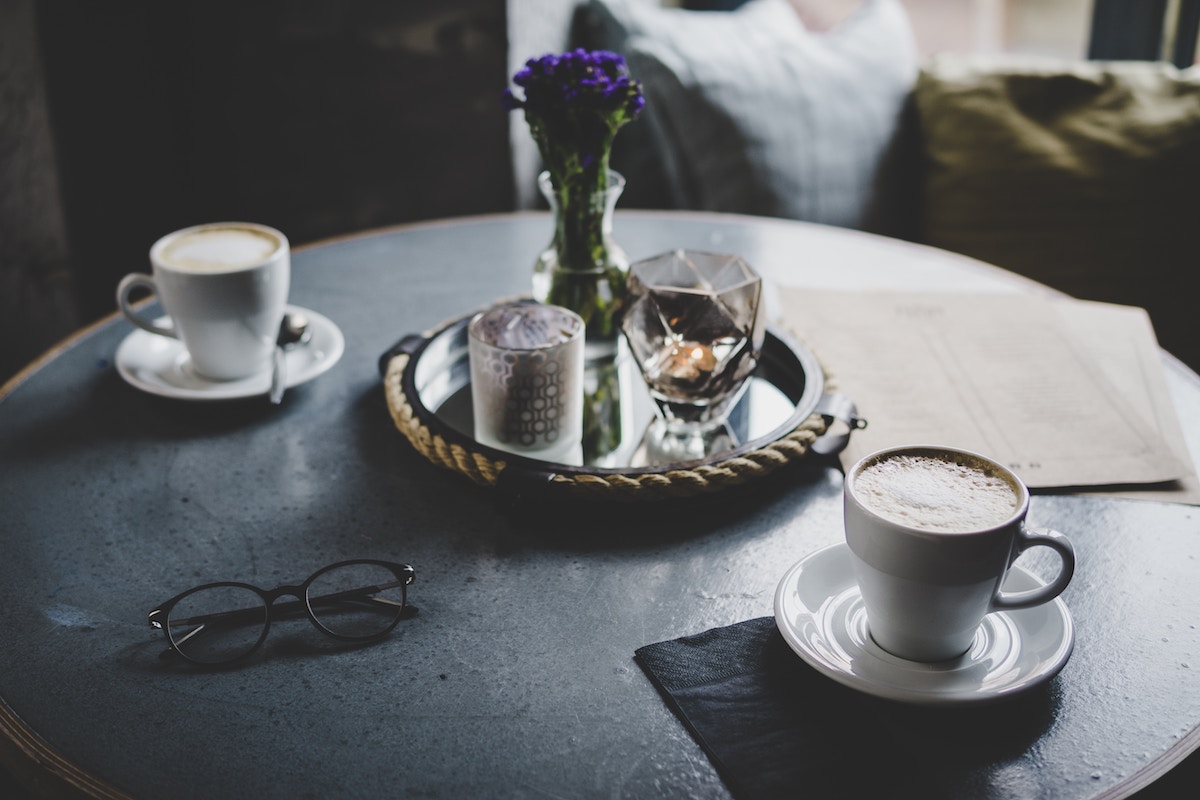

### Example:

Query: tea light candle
xmin=661 ymin=342 xmax=717 ymax=381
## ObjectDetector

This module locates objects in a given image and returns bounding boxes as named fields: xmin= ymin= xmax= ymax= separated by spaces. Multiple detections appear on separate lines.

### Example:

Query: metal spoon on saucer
xmin=269 ymin=311 xmax=311 ymax=404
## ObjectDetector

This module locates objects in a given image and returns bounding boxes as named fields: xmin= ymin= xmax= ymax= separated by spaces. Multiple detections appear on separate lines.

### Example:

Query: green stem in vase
xmin=543 ymin=165 xmax=628 ymax=341
xmin=550 ymin=158 xmax=608 ymax=271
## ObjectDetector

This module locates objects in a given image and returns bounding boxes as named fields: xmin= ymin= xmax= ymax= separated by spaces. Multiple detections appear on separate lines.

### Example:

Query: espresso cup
xmin=844 ymin=445 xmax=1075 ymax=662
xmin=117 ymin=222 xmax=290 ymax=381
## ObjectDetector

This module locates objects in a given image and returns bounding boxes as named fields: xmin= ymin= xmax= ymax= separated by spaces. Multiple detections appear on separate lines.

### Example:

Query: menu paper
xmin=777 ymin=290 xmax=1198 ymax=500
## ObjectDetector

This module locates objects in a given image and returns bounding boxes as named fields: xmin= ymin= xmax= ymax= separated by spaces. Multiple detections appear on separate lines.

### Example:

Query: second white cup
xmin=116 ymin=222 xmax=290 ymax=381
xmin=844 ymin=445 xmax=1075 ymax=662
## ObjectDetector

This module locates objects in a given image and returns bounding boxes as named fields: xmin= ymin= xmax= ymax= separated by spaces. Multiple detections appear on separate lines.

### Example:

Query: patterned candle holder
xmin=468 ymin=302 xmax=585 ymax=463
xmin=621 ymin=250 xmax=765 ymax=433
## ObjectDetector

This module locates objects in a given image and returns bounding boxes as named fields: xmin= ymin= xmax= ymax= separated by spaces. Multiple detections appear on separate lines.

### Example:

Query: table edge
xmin=1098 ymin=724 xmax=1200 ymax=800
xmin=1 ymin=699 xmax=132 ymax=800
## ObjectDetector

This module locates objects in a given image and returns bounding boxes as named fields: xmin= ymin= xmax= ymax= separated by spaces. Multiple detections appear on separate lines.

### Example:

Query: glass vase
xmin=533 ymin=169 xmax=629 ymax=360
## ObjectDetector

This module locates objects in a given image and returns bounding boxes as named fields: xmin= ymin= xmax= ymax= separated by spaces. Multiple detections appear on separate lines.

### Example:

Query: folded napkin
xmin=635 ymin=617 xmax=1058 ymax=799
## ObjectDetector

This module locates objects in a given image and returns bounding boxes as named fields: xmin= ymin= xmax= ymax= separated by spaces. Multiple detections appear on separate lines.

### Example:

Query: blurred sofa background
xmin=575 ymin=0 xmax=1200 ymax=372
xmin=2 ymin=0 xmax=1197 ymax=386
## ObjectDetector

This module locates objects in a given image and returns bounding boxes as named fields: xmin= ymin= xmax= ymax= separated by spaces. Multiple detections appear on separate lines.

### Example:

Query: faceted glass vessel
xmin=621 ymin=250 xmax=765 ymax=430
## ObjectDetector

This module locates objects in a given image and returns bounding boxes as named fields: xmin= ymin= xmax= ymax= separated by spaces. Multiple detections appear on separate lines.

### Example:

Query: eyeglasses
xmin=148 ymin=560 xmax=415 ymax=665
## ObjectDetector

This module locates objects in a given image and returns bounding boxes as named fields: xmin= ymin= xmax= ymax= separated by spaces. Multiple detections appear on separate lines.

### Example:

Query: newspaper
xmin=777 ymin=289 xmax=1199 ymax=503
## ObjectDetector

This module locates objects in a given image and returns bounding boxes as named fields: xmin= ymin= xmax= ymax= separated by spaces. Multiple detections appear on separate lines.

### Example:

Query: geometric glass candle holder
xmin=621 ymin=250 xmax=765 ymax=432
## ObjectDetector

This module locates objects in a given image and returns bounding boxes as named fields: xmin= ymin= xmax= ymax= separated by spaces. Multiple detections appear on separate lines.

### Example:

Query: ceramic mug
xmin=844 ymin=445 xmax=1075 ymax=662
xmin=117 ymin=222 xmax=290 ymax=381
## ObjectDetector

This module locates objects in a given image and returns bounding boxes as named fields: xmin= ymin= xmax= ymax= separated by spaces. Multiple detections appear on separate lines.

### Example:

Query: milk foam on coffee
xmin=855 ymin=453 xmax=1018 ymax=532
xmin=159 ymin=226 xmax=280 ymax=272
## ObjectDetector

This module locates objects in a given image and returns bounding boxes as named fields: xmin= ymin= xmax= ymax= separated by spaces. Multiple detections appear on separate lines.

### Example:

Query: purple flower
xmin=511 ymin=49 xmax=643 ymax=117
xmin=505 ymin=49 xmax=644 ymax=194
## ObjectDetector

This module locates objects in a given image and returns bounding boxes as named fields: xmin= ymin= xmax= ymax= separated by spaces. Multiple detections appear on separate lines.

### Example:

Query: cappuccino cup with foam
xmin=843 ymin=445 xmax=1075 ymax=662
xmin=117 ymin=223 xmax=290 ymax=381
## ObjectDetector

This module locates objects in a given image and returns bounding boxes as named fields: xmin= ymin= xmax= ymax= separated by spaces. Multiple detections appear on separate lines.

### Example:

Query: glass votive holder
xmin=468 ymin=302 xmax=585 ymax=463
xmin=621 ymin=250 xmax=765 ymax=431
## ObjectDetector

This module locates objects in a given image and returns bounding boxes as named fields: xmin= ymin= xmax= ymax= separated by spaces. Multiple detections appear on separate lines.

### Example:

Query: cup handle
xmin=117 ymin=273 xmax=177 ymax=339
xmin=992 ymin=526 xmax=1076 ymax=611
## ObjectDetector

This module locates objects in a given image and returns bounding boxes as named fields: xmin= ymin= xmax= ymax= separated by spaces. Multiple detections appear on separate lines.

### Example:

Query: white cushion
xmin=583 ymin=0 xmax=918 ymax=229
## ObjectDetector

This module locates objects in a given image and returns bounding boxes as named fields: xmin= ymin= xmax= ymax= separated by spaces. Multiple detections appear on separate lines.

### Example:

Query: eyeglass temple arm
xmin=306 ymin=580 xmax=409 ymax=609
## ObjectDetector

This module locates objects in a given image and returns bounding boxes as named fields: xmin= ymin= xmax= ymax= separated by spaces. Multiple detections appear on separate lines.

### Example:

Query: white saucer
xmin=115 ymin=305 xmax=344 ymax=401
xmin=773 ymin=543 xmax=1074 ymax=705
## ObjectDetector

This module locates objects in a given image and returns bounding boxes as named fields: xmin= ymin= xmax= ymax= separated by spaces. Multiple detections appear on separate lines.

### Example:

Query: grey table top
xmin=1 ymin=212 xmax=1198 ymax=799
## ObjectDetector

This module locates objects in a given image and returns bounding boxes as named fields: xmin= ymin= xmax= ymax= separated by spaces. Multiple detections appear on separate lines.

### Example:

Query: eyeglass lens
xmin=306 ymin=561 xmax=408 ymax=638
xmin=167 ymin=585 xmax=269 ymax=664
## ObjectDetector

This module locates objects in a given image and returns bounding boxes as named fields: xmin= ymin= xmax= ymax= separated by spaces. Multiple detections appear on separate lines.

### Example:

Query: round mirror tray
xmin=380 ymin=310 xmax=861 ymax=502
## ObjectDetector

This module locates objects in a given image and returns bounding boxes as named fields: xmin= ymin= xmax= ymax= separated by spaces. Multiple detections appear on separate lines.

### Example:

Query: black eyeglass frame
xmin=148 ymin=559 xmax=415 ymax=664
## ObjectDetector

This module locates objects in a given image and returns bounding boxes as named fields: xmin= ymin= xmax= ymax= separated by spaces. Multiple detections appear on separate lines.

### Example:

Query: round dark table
xmin=1 ymin=212 xmax=1198 ymax=799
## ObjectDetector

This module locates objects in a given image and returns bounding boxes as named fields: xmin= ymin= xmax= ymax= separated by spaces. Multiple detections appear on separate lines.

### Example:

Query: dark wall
xmin=0 ymin=0 xmax=80 ymax=384
xmin=2 ymin=0 xmax=515 ymax=384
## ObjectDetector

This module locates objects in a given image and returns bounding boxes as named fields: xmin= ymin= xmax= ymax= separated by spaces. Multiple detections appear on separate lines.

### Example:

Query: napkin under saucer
xmin=635 ymin=612 xmax=1073 ymax=799
xmin=115 ymin=305 xmax=344 ymax=401
xmin=773 ymin=543 xmax=1075 ymax=705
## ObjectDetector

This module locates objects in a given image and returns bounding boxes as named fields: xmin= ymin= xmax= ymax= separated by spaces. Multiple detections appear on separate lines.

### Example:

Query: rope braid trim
xmin=383 ymin=349 xmax=833 ymax=501
xmin=384 ymin=352 xmax=509 ymax=488
xmin=544 ymin=412 xmax=830 ymax=500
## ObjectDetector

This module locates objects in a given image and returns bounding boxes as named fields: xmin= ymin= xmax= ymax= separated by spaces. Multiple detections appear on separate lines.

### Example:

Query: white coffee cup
xmin=117 ymin=222 xmax=290 ymax=381
xmin=844 ymin=445 xmax=1075 ymax=662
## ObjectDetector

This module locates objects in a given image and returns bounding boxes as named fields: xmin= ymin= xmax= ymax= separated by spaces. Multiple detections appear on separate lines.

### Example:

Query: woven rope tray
xmin=379 ymin=309 xmax=862 ymax=503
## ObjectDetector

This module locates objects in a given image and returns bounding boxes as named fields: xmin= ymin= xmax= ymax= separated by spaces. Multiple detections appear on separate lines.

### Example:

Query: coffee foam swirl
xmin=160 ymin=226 xmax=280 ymax=272
xmin=854 ymin=453 xmax=1019 ymax=533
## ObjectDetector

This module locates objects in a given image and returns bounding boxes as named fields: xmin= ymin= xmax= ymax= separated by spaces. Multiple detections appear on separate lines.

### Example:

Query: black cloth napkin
xmin=634 ymin=617 xmax=1061 ymax=800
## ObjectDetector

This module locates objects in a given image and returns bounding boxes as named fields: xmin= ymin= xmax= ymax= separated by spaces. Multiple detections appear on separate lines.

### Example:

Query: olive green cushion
xmin=916 ymin=57 xmax=1200 ymax=368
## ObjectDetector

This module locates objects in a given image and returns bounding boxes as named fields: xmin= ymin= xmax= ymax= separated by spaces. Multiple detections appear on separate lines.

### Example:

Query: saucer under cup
xmin=116 ymin=305 xmax=343 ymax=401
xmin=774 ymin=543 xmax=1074 ymax=705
